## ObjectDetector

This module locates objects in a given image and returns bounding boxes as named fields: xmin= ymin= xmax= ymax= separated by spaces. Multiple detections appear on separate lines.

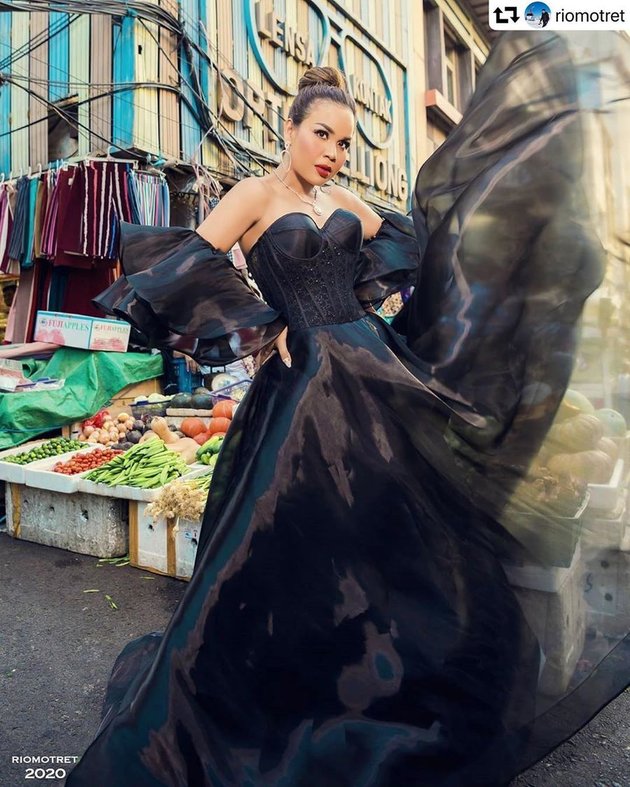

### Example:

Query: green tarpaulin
xmin=0 ymin=348 xmax=163 ymax=450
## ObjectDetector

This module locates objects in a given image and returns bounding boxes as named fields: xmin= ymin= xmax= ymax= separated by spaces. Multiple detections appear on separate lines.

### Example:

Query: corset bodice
xmin=245 ymin=208 xmax=367 ymax=329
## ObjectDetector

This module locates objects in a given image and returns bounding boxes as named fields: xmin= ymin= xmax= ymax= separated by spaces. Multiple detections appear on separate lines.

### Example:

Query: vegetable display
xmin=3 ymin=438 xmax=84 ymax=464
xmin=149 ymin=417 xmax=199 ymax=464
xmin=53 ymin=448 xmax=123 ymax=475
xmin=538 ymin=391 xmax=626 ymax=486
xmin=189 ymin=400 xmax=237 ymax=446
xmin=79 ymin=410 xmax=137 ymax=447
xmin=547 ymin=449 xmax=614 ymax=484
xmin=196 ymin=434 xmax=225 ymax=465
xmin=146 ymin=474 xmax=213 ymax=522
xmin=545 ymin=414 xmax=603 ymax=454
xmin=84 ymin=439 xmax=189 ymax=488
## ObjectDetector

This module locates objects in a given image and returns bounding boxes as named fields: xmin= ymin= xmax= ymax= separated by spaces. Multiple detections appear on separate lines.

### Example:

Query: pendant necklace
xmin=273 ymin=169 xmax=323 ymax=216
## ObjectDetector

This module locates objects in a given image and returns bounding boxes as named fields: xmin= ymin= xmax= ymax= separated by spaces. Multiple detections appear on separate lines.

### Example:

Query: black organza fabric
xmin=67 ymin=31 xmax=630 ymax=787
xmin=94 ymin=223 xmax=287 ymax=364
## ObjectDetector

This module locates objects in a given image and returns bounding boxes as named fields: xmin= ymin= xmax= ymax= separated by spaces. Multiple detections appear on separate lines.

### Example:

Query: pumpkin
xmin=208 ymin=417 xmax=231 ymax=436
xmin=548 ymin=450 xmax=614 ymax=484
xmin=212 ymin=400 xmax=236 ymax=419
xmin=597 ymin=436 xmax=619 ymax=463
xmin=180 ymin=417 xmax=207 ymax=438
xmin=563 ymin=389 xmax=595 ymax=414
xmin=546 ymin=414 xmax=603 ymax=454
xmin=555 ymin=399 xmax=583 ymax=423
xmin=593 ymin=408 xmax=627 ymax=437
xmin=194 ymin=431 xmax=212 ymax=445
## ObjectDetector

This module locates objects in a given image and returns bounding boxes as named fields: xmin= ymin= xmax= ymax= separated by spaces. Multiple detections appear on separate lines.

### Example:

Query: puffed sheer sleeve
xmin=353 ymin=209 xmax=419 ymax=307
xmin=94 ymin=223 xmax=286 ymax=364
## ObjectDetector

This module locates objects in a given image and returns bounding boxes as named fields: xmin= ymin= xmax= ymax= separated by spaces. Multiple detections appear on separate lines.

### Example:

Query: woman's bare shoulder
xmin=228 ymin=176 xmax=268 ymax=201
xmin=329 ymin=184 xmax=383 ymax=238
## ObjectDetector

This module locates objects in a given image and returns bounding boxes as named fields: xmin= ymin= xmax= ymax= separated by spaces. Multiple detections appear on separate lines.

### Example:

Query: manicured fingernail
xmin=283 ymin=357 xmax=291 ymax=368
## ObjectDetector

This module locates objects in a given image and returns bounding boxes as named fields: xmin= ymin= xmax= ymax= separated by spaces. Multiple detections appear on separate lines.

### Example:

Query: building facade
xmin=0 ymin=0 xmax=491 ymax=211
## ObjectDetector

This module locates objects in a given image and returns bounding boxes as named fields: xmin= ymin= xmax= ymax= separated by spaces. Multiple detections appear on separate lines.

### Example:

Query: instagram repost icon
xmin=525 ymin=2 xmax=551 ymax=27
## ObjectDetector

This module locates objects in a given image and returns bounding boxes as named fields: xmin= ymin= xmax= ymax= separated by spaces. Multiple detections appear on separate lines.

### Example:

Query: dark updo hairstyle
xmin=288 ymin=66 xmax=356 ymax=126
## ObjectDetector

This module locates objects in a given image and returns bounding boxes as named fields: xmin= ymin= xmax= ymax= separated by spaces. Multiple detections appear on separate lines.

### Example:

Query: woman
xmin=67 ymin=32 xmax=630 ymax=787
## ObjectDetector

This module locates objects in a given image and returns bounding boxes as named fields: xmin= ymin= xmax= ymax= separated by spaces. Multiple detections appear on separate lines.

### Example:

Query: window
xmin=444 ymin=35 xmax=459 ymax=108
xmin=48 ymin=98 xmax=79 ymax=162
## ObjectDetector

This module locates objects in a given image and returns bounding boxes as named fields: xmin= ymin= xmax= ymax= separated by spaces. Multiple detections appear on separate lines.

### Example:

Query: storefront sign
xmin=226 ymin=0 xmax=408 ymax=202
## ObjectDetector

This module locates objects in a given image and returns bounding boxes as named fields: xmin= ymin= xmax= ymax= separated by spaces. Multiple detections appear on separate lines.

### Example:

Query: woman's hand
xmin=173 ymin=351 xmax=200 ymax=374
xmin=254 ymin=327 xmax=291 ymax=371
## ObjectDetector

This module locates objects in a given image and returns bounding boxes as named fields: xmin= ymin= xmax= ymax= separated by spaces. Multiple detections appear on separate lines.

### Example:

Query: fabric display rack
xmin=0 ymin=159 xmax=169 ymax=343
xmin=0 ymin=158 xmax=174 ymax=553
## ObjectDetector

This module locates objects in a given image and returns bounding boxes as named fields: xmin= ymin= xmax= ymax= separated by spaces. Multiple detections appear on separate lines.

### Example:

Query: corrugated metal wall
xmin=112 ymin=14 xmax=135 ymax=149
xmin=90 ymin=15 xmax=112 ymax=154
xmin=159 ymin=0 xmax=180 ymax=159
xmin=70 ymin=13 xmax=91 ymax=156
xmin=0 ymin=13 xmax=12 ymax=173
xmin=10 ymin=13 xmax=30 ymax=173
xmin=48 ymin=11 xmax=70 ymax=102
xmin=29 ymin=12 xmax=49 ymax=167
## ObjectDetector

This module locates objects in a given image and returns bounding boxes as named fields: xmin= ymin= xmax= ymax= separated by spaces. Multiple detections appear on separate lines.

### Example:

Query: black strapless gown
xmin=66 ymin=31 xmax=630 ymax=787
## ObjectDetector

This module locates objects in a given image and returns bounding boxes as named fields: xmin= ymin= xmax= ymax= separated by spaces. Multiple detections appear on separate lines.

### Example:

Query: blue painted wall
xmin=112 ymin=13 xmax=135 ymax=148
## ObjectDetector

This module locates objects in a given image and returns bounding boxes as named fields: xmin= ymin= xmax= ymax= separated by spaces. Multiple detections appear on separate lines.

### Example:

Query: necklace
xmin=273 ymin=169 xmax=323 ymax=216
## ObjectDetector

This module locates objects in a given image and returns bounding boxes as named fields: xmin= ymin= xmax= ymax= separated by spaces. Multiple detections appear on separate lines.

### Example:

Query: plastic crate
xmin=170 ymin=357 xmax=203 ymax=394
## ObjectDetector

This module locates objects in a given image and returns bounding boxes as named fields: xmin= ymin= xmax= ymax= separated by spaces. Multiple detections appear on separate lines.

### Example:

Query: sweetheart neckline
xmin=243 ymin=208 xmax=360 ymax=260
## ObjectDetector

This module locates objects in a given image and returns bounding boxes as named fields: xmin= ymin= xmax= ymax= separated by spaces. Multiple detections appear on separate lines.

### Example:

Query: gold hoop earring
xmin=281 ymin=145 xmax=292 ymax=172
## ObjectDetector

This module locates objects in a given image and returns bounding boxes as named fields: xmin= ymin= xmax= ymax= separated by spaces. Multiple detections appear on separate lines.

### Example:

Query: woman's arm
xmin=196 ymin=177 xmax=266 ymax=251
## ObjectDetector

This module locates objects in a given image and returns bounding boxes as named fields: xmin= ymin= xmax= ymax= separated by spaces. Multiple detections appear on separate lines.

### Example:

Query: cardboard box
xmin=34 ymin=311 xmax=130 ymax=352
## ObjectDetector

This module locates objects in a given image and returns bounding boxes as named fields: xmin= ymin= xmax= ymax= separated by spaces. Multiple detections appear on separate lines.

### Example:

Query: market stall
xmin=0 ymin=373 xmax=249 ymax=579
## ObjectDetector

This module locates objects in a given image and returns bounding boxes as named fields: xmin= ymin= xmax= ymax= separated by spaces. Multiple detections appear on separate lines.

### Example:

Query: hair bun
xmin=298 ymin=66 xmax=347 ymax=92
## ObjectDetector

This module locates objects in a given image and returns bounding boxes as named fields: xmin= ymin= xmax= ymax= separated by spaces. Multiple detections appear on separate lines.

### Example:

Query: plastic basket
xmin=170 ymin=357 xmax=204 ymax=394
xmin=212 ymin=379 xmax=252 ymax=403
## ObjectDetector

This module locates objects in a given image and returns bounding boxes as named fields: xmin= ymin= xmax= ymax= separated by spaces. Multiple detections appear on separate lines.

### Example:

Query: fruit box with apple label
xmin=34 ymin=311 xmax=131 ymax=352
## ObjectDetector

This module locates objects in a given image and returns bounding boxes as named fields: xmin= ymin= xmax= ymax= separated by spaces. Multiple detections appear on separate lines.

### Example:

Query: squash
xmin=208 ymin=417 xmax=231 ymax=436
xmin=167 ymin=436 xmax=199 ymax=464
xmin=139 ymin=430 xmax=158 ymax=444
xmin=191 ymin=392 xmax=214 ymax=410
xmin=563 ymin=389 xmax=595 ymax=414
xmin=150 ymin=417 xmax=178 ymax=445
xmin=212 ymin=400 xmax=236 ymax=419
xmin=593 ymin=408 xmax=627 ymax=437
xmin=548 ymin=450 xmax=614 ymax=484
xmin=546 ymin=414 xmax=603 ymax=453
xmin=180 ymin=417 xmax=207 ymax=438
xmin=555 ymin=399 xmax=583 ymax=423
xmin=597 ymin=437 xmax=619 ymax=463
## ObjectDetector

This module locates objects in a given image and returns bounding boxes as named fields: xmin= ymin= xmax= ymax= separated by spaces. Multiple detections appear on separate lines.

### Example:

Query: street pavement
xmin=1 ymin=531 xmax=629 ymax=787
